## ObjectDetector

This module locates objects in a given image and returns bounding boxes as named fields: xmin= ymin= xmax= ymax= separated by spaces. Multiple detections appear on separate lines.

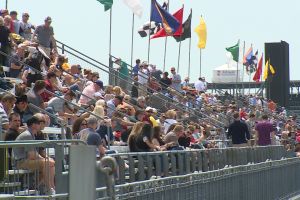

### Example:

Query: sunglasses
xmin=81 ymin=123 xmax=87 ymax=126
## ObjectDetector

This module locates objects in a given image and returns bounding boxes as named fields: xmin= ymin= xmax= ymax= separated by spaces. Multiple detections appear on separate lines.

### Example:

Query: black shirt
xmin=0 ymin=26 xmax=10 ymax=47
xmin=159 ymin=77 xmax=172 ymax=90
xmin=228 ymin=120 xmax=250 ymax=144
xmin=5 ymin=128 xmax=20 ymax=141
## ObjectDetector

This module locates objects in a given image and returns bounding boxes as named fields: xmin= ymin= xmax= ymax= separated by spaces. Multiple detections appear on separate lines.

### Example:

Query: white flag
xmin=123 ymin=0 xmax=143 ymax=18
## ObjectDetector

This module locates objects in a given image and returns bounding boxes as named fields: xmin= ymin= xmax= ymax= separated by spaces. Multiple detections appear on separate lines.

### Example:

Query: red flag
xmin=151 ymin=7 xmax=183 ymax=39
xmin=253 ymin=54 xmax=263 ymax=82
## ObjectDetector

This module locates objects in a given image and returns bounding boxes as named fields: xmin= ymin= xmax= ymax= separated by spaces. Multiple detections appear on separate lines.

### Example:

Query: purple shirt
xmin=255 ymin=121 xmax=274 ymax=146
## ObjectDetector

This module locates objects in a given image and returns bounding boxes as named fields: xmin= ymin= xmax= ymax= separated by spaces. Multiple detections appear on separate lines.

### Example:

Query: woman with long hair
xmin=128 ymin=123 xmax=160 ymax=152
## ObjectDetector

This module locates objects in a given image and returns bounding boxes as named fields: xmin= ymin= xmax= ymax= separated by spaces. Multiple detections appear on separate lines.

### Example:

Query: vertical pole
xmin=5 ymin=0 xmax=8 ymax=9
xmin=108 ymin=8 xmax=113 ymax=85
xmin=130 ymin=14 xmax=135 ymax=68
xmin=187 ymin=9 xmax=192 ymax=79
xmin=188 ymin=37 xmax=191 ymax=78
xmin=241 ymin=41 xmax=246 ymax=95
xmin=163 ymin=1 xmax=170 ymax=72
xmin=163 ymin=38 xmax=168 ymax=71
xmin=147 ymin=1 xmax=153 ymax=64
xmin=248 ymin=71 xmax=251 ymax=94
xmin=199 ymin=49 xmax=202 ymax=77
xmin=235 ymin=60 xmax=239 ymax=99
xmin=177 ymin=41 xmax=182 ymax=72
xmin=109 ymin=8 xmax=112 ymax=60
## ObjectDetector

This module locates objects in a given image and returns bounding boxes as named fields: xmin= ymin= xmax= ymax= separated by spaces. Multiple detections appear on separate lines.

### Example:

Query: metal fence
xmin=0 ymin=140 xmax=85 ymax=198
xmin=113 ymin=157 xmax=300 ymax=200
xmin=0 ymin=143 xmax=297 ymax=199
xmin=109 ymin=145 xmax=290 ymax=185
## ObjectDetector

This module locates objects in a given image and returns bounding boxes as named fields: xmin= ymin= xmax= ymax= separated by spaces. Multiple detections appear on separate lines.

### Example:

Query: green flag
xmin=97 ymin=0 xmax=113 ymax=11
xmin=226 ymin=41 xmax=239 ymax=62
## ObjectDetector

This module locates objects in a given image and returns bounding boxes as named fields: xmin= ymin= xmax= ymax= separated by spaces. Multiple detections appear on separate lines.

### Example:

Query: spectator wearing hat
xmin=0 ymin=9 xmax=8 ymax=17
xmin=20 ymin=12 xmax=35 ymax=40
xmin=170 ymin=67 xmax=182 ymax=92
xmin=32 ymin=16 xmax=57 ymax=57
xmin=79 ymin=80 xmax=104 ymax=105
xmin=46 ymin=90 xmax=77 ymax=126
xmin=13 ymin=95 xmax=33 ymax=125
xmin=0 ymin=16 xmax=11 ymax=68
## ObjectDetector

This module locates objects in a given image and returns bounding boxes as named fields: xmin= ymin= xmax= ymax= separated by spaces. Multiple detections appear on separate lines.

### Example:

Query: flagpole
xmin=163 ymin=1 xmax=170 ymax=72
xmin=163 ymin=38 xmax=168 ymax=71
xmin=235 ymin=40 xmax=240 ymax=99
xmin=199 ymin=48 xmax=202 ymax=77
xmin=147 ymin=1 xmax=152 ymax=64
xmin=108 ymin=8 xmax=113 ymax=85
xmin=177 ymin=41 xmax=182 ymax=72
xmin=130 ymin=13 xmax=135 ymax=68
xmin=187 ymin=9 xmax=192 ymax=79
xmin=242 ymin=41 xmax=245 ymax=95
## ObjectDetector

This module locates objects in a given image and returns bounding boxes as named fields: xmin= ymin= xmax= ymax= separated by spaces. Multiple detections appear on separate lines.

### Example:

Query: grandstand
xmin=0 ymin=6 xmax=300 ymax=200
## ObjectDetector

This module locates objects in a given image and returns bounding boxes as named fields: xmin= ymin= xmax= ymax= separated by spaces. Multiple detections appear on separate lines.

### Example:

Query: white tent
xmin=212 ymin=61 xmax=241 ymax=83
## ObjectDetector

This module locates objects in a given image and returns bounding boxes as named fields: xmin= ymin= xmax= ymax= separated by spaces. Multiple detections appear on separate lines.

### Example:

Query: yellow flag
xmin=263 ymin=60 xmax=276 ymax=80
xmin=194 ymin=17 xmax=207 ymax=49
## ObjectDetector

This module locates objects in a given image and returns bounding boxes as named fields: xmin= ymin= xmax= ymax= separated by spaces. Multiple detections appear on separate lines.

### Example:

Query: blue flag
xmin=150 ymin=0 xmax=180 ymax=35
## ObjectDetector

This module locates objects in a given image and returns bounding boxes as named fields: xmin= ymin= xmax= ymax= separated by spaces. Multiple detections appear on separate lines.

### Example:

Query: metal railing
xmin=109 ymin=145 xmax=290 ymax=185
xmin=112 ymin=157 xmax=300 ymax=200
xmin=0 ymin=140 xmax=85 ymax=198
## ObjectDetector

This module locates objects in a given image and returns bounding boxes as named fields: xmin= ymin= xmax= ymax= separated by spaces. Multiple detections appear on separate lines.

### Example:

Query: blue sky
xmin=6 ymin=0 xmax=300 ymax=84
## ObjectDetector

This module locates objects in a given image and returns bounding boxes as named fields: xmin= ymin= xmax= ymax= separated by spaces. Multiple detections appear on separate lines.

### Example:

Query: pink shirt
xmin=79 ymin=84 xmax=96 ymax=105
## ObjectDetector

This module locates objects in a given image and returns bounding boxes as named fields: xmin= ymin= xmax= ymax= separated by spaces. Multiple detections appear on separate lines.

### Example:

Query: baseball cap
xmin=44 ymin=16 xmax=52 ymax=22
xmin=94 ymin=80 xmax=103 ymax=88
xmin=115 ymin=95 xmax=123 ymax=102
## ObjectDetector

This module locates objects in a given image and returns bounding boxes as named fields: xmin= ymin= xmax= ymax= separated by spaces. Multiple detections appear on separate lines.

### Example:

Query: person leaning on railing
xmin=227 ymin=112 xmax=250 ymax=147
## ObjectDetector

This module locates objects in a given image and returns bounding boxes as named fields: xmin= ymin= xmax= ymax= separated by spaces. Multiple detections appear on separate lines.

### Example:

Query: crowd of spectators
xmin=0 ymin=8 xmax=299 ymax=195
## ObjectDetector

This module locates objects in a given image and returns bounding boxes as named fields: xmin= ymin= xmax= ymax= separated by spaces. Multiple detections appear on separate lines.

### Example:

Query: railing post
xmin=61 ymin=44 xmax=65 ymax=54
xmin=97 ymin=156 xmax=117 ymax=200
xmin=69 ymin=145 xmax=96 ymax=200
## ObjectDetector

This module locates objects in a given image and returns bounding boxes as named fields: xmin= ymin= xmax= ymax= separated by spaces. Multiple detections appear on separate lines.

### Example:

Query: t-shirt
xmin=170 ymin=73 xmax=182 ymax=91
xmin=159 ymin=78 xmax=172 ymax=90
xmin=27 ymin=90 xmax=44 ymax=113
xmin=20 ymin=21 xmax=34 ymax=40
xmin=106 ymin=99 xmax=116 ymax=118
xmin=34 ymin=25 xmax=54 ymax=48
xmin=194 ymin=80 xmax=206 ymax=92
xmin=0 ymin=26 xmax=10 ymax=46
xmin=138 ymin=69 xmax=149 ymax=85
xmin=0 ymin=103 xmax=9 ymax=126
xmin=255 ymin=121 xmax=275 ymax=146
xmin=13 ymin=130 xmax=35 ymax=160
xmin=119 ymin=61 xmax=129 ymax=80
xmin=4 ymin=128 xmax=19 ymax=141
xmin=9 ymin=52 xmax=23 ymax=78
xmin=47 ymin=96 xmax=65 ymax=113
xmin=164 ymin=131 xmax=178 ymax=146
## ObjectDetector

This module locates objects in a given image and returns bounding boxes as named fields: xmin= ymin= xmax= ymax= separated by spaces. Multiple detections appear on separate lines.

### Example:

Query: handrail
xmin=53 ymin=46 xmax=225 ymax=128
xmin=0 ymin=139 xmax=87 ymax=147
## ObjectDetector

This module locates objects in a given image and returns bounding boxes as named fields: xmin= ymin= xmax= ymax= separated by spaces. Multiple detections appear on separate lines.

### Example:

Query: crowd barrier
xmin=0 ymin=143 xmax=295 ymax=199
xmin=112 ymin=157 xmax=300 ymax=200
xmin=109 ymin=145 xmax=290 ymax=185
xmin=0 ymin=140 xmax=85 ymax=198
